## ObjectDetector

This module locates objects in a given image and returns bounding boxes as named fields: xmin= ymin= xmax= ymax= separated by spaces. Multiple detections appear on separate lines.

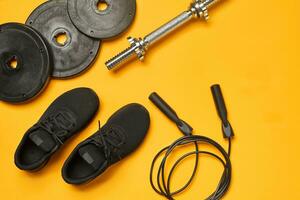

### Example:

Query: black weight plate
xmin=67 ymin=0 xmax=136 ymax=39
xmin=26 ymin=0 xmax=100 ymax=78
xmin=0 ymin=23 xmax=51 ymax=103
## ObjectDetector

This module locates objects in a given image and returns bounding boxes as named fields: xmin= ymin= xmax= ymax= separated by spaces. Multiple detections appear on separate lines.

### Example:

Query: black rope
xmin=149 ymin=85 xmax=234 ymax=200
xmin=150 ymin=135 xmax=232 ymax=200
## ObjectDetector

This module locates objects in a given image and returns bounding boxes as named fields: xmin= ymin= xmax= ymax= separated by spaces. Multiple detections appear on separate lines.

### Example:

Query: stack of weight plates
xmin=0 ymin=0 xmax=136 ymax=103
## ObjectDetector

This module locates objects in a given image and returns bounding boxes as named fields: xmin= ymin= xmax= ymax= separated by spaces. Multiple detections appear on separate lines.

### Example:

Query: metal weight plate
xmin=67 ymin=0 xmax=136 ymax=39
xmin=26 ymin=0 xmax=100 ymax=78
xmin=0 ymin=23 xmax=51 ymax=103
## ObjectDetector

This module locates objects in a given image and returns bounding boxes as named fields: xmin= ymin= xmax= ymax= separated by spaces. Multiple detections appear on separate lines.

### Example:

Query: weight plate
xmin=26 ymin=0 xmax=100 ymax=78
xmin=67 ymin=0 xmax=136 ymax=39
xmin=0 ymin=23 xmax=51 ymax=103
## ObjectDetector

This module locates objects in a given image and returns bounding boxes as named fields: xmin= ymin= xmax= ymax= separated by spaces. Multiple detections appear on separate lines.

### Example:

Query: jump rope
xmin=149 ymin=84 xmax=234 ymax=200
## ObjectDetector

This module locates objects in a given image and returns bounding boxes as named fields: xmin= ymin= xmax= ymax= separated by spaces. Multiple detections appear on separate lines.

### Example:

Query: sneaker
xmin=14 ymin=88 xmax=100 ymax=171
xmin=62 ymin=103 xmax=150 ymax=184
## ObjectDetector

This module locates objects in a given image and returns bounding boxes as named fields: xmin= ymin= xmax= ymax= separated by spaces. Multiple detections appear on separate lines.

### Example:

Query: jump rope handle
xmin=211 ymin=84 xmax=234 ymax=138
xmin=150 ymin=85 xmax=234 ymax=138
xmin=149 ymin=92 xmax=193 ymax=136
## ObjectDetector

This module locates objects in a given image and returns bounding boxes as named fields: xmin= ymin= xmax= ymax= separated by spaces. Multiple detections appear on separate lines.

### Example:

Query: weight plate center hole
xmin=7 ymin=56 xmax=18 ymax=70
xmin=97 ymin=0 xmax=109 ymax=11
xmin=54 ymin=32 xmax=68 ymax=46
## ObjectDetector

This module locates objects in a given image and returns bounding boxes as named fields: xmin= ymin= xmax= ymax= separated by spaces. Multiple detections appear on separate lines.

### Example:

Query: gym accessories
xmin=1 ymin=0 xmax=138 ymax=103
xmin=14 ymin=88 xmax=99 ymax=171
xmin=26 ymin=0 xmax=100 ymax=78
xmin=106 ymin=0 xmax=221 ymax=70
xmin=149 ymin=85 xmax=234 ymax=200
xmin=0 ymin=23 xmax=51 ymax=103
xmin=68 ymin=0 xmax=136 ymax=39
xmin=62 ymin=103 xmax=150 ymax=184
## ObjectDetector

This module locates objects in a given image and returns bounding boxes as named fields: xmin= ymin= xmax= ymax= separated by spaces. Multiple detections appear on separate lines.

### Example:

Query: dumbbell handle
xmin=106 ymin=0 xmax=221 ymax=70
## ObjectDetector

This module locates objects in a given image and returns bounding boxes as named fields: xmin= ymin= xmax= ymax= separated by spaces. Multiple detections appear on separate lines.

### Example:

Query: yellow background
xmin=1 ymin=0 xmax=299 ymax=199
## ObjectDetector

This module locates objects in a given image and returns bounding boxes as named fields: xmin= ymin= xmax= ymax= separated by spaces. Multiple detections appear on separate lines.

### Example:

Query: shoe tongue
xmin=29 ymin=130 xmax=57 ymax=152
xmin=78 ymin=144 xmax=106 ymax=170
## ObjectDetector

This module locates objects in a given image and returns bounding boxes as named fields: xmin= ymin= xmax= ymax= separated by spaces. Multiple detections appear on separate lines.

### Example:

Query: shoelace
xmin=92 ymin=121 xmax=126 ymax=163
xmin=37 ymin=111 xmax=76 ymax=144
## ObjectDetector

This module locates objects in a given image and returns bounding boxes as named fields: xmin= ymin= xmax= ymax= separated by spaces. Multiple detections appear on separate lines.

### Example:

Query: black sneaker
xmin=14 ymin=88 xmax=100 ymax=171
xmin=62 ymin=103 xmax=150 ymax=185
